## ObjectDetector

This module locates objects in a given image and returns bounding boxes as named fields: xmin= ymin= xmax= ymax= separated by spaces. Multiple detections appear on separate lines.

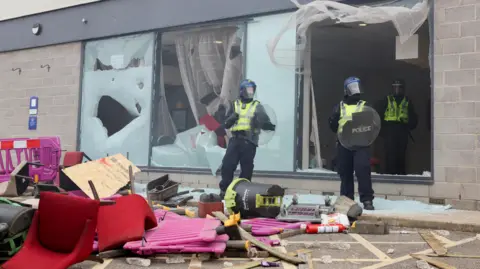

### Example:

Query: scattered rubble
xmin=416 ymin=260 xmax=430 ymax=269
xmin=320 ymin=255 xmax=333 ymax=264
xmin=329 ymin=242 xmax=351 ymax=250
xmin=126 ymin=257 xmax=151 ymax=267
xmin=434 ymin=230 xmax=450 ymax=237
xmin=165 ymin=255 xmax=186 ymax=264
xmin=223 ymin=261 xmax=234 ymax=267
xmin=387 ymin=248 xmax=395 ymax=254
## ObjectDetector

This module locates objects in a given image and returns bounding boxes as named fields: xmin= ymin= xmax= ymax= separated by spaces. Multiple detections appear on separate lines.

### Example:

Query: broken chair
xmin=1 ymin=192 xmax=100 ymax=269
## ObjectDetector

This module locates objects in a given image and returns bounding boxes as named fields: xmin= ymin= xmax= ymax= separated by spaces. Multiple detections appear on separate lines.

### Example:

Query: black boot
xmin=363 ymin=201 xmax=375 ymax=210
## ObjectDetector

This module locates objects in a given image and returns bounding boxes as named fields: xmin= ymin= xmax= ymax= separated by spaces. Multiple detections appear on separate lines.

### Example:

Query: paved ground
xmin=68 ymin=227 xmax=480 ymax=269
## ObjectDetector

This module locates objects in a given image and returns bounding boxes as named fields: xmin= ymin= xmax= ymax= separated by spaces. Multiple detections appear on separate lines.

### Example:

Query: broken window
xmin=150 ymin=24 xmax=246 ymax=173
xmin=80 ymin=33 xmax=155 ymax=166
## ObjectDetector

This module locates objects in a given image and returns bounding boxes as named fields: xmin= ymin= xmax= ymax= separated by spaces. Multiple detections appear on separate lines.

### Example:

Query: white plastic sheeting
xmin=267 ymin=0 xmax=431 ymax=70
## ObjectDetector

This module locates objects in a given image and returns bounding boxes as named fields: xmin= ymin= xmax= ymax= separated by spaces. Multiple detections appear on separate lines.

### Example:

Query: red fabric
xmin=3 ymin=192 xmax=100 ymax=269
xmin=63 ymin=152 xmax=84 ymax=167
xmin=199 ymin=114 xmax=226 ymax=148
xmin=97 ymin=194 xmax=157 ymax=252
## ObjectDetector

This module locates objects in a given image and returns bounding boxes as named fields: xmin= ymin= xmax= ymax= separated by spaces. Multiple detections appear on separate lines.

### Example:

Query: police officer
xmin=219 ymin=79 xmax=276 ymax=197
xmin=377 ymin=79 xmax=418 ymax=175
xmin=329 ymin=77 xmax=375 ymax=210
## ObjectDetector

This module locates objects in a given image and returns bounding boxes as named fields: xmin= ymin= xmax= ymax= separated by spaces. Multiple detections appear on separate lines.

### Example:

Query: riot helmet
xmin=392 ymin=79 xmax=405 ymax=96
xmin=344 ymin=77 xmax=362 ymax=97
xmin=239 ymin=79 xmax=257 ymax=102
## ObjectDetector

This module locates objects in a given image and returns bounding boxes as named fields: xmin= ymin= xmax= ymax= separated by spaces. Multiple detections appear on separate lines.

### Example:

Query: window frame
xmin=75 ymin=7 xmax=435 ymax=185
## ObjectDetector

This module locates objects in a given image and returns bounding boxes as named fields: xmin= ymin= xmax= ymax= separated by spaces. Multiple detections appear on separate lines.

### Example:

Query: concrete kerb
xmin=359 ymin=211 xmax=480 ymax=233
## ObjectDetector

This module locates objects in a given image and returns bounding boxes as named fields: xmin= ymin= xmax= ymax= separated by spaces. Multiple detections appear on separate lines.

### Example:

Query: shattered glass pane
xmin=150 ymin=25 xmax=245 ymax=173
xmin=80 ymin=33 xmax=155 ymax=165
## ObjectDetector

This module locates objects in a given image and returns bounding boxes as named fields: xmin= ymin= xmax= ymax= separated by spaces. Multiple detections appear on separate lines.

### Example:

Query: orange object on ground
xmin=198 ymin=201 xmax=224 ymax=218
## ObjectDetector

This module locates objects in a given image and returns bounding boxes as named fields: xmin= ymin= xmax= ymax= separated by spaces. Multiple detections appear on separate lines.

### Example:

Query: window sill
xmin=138 ymin=166 xmax=434 ymax=185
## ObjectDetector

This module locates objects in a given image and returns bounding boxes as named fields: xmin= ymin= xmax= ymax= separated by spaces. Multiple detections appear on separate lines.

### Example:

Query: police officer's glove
xmin=225 ymin=113 xmax=239 ymax=128
xmin=262 ymin=122 xmax=276 ymax=131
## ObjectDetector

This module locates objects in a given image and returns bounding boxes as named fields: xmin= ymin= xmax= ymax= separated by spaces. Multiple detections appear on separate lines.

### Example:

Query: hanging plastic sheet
xmin=267 ymin=0 xmax=431 ymax=72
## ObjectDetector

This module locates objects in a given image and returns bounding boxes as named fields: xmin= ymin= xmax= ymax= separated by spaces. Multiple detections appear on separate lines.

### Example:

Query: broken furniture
xmin=123 ymin=209 xmax=228 ymax=255
xmin=212 ymin=211 xmax=305 ymax=265
xmin=224 ymin=178 xmax=284 ymax=219
xmin=96 ymin=194 xmax=157 ymax=252
xmin=277 ymin=194 xmax=334 ymax=222
xmin=2 ymin=192 xmax=100 ymax=269
xmin=0 ymin=203 xmax=36 ymax=260
xmin=241 ymin=218 xmax=308 ymax=236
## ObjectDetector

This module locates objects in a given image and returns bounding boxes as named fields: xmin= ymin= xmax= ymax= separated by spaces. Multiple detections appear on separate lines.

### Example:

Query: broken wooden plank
xmin=426 ymin=253 xmax=480 ymax=259
xmin=298 ymin=252 xmax=314 ymax=269
xmin=226 ymin=249 xmax=311 ymax=269
xmin=278 ymin=229 xmax=305 ymax=239
xmin=419 ymin=230 xmax=447 ymax=256
xmin=411 ymin=254 xmax=456 ymax=269
xmin=212 ymin=212 xmax=305 ymax=265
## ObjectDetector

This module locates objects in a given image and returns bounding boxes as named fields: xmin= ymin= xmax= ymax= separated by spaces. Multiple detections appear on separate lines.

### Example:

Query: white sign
xmin=110 ymin=55 xmax=124 ymax=69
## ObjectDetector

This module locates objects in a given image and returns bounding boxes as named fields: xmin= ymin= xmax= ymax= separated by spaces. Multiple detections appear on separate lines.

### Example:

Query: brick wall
xmin=0 ymin=43 xmax=82 ymax=150
xmin=432 ymin=0 xmax=480 ymax=210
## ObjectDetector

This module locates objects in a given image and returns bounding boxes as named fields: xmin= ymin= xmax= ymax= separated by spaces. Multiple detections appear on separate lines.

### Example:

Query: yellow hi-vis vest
xmin=230 ymin=100 xmax=259 ymax=132
xmin=384 ymin=95 xmax=408 ymax=123
xmin=338 ymin=100 xmax=366 ymax=134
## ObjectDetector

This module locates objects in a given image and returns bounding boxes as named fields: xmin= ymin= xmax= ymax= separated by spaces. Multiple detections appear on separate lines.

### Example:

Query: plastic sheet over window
xmin=267 ymin=0 xmax=431 ymax=71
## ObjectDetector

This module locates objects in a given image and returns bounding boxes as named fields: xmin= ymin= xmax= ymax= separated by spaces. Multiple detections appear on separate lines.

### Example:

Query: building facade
xmin=0 ymin=0 xmax=479 ymax=210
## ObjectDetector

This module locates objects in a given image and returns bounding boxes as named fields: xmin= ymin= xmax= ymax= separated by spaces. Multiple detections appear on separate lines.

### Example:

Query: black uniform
xmin=219 ymin=100 xmax=275 ymax=192
xmin=328 ymin=94 xmax=375 ymax=204
xmin=376 ymin=95 xmax=418 ymax=175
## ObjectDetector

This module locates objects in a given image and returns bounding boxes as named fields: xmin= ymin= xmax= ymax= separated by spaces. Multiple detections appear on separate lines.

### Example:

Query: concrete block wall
xmin=433 ymin=0 xmax=480 ymax=210
xmin=0 ymin=43 xmax=82 ymax=151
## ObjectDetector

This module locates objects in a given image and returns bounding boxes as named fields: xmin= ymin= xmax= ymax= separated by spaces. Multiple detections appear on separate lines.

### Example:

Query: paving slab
xmin=360 ymin=210 xmax=480 ymax=232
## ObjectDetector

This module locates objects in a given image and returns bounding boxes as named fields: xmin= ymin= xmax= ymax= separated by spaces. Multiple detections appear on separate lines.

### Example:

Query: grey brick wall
xmin=0 ymin=43 xmax=81 ymax=151
xmin=432 ymin=0 xmax=480 ymax=210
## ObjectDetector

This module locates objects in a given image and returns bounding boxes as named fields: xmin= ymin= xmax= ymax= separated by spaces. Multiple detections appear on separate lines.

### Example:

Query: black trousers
xmin=219 ymin=137 xmax=257 ymax=191
xmin=337 ymin=144 xmax=374 ymax=203
xmin=384 ymin=126 xmax=409 ymax=175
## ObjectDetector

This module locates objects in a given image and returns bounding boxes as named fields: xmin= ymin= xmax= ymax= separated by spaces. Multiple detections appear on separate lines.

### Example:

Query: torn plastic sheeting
xmin=150 ymin=126 xmax=226 ymax=175
xmin=267 ymin=0 xmax=430 ymax=68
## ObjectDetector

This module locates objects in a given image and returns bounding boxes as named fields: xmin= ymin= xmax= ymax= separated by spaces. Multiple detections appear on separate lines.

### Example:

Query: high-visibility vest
xmin=384 ymin=95 xmax=409 ymax=123
xmin=230 ymin=100 xmax=259 ymax=132
xmin=338 ymin=100 xmax=366 ymax=134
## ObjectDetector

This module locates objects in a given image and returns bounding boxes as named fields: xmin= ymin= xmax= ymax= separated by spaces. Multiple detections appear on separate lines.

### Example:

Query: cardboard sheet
xmin=62 ymin=154 xmax=140 ymax=199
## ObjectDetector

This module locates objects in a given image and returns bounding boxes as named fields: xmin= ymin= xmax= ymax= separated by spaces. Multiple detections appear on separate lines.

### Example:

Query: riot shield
xmin=258 ymin=103 xmax=277 ymax=146
xmin=337 ymin=105 xmax=381 ymax=149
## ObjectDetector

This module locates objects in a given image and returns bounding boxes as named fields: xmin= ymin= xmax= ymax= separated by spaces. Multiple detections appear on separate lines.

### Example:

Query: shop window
xmin=150 ymin=14 xmax=297 ymax=173
xmin=79 ymin=33 xmax=155 ymax=165
xmin=300 ymin=19 xmax=432 ymax=177
xmin=150 ymin=25 xmax=245 ymax=172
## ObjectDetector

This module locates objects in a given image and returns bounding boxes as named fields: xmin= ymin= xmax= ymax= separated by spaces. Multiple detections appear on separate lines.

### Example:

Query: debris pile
xmin=0 ymin=149 xmax=463 ymax=269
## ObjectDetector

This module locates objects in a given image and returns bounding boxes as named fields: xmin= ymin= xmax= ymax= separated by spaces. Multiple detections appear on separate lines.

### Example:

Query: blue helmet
xmin=239 ymin=79 xmax=257 ymax=100
xmin=344 ymin=76 xmax=361 ymax=96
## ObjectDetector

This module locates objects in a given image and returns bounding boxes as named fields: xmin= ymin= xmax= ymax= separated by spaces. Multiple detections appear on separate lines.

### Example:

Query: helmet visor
xmin=346 ymin=81 xmax=361 ymax=95
xmin=245 ymin=86 xmax=255 ymax=98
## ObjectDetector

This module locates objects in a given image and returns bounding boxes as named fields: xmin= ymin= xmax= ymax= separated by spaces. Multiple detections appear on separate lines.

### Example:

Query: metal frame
xmin=75 ymin=4 xmax=435 ymax=185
